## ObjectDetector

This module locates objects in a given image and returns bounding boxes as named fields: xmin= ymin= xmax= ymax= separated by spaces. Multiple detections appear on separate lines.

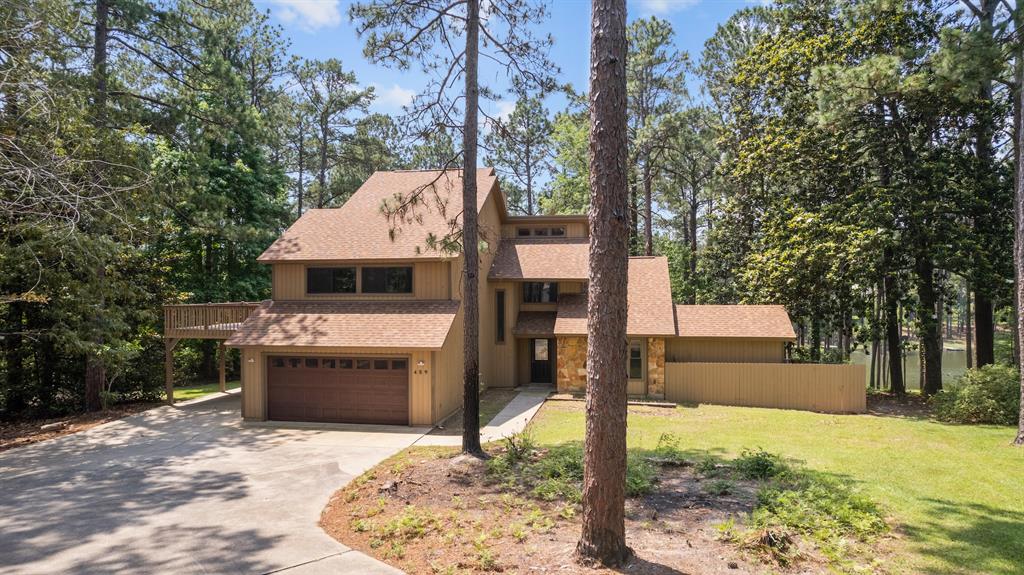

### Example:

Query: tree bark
xmin=576 ymin=0 xmax=632 ymax=565
xmin=883 ymin=266 xmax=905 ymax=395
xmin=688 ymin=188 xmax=697 ymax=304
xmin=915 ymin=251 xmax=943 ymax=396
xmin=297 ymin=116 xmax=306 ymax=218
xmin=643 ymin=161 xmax=653 ymax=256
xmin=461 ymin=0 xmax=483 ymax=457
xmin=975 ymin=293 xmax=995 ymax=367
xmin=85 ymin=0 xmax=110 ymax=412
xmin=966 ymin=284 xmax=973 ymax=369
xmin=1012 ymin=0 xmax=1024 ymax=445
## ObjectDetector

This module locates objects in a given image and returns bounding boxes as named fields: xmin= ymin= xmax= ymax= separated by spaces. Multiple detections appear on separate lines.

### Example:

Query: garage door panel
xmin=267 ymin=356 xmax=409 ymax=425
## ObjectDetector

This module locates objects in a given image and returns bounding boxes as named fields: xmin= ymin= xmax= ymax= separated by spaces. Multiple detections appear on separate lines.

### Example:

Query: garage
xmin=266 ymin=355 xmax=409 ymax=425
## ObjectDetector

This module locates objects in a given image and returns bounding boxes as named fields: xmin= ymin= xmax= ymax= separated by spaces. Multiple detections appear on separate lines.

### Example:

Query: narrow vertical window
xmin=496 ymin=290 xmax=506 ymax=343
xmin=628 ymin=339 xmax=643 ymax=379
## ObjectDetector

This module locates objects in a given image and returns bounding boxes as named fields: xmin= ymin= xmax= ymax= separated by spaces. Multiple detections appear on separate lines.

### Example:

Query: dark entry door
xmin=530 ymin=338 xmax=554 ymax=383
xmin=267 ymin=356 xmax=409 ymax=425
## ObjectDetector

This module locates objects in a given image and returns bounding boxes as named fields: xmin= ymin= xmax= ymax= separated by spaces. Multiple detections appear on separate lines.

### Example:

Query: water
xmin=849 ymin=346 xmax=969 ymax=390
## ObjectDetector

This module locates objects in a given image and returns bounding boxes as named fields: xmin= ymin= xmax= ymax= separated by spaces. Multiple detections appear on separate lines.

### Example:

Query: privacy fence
xmin=665 ymin=362 xmax=866 ymax=413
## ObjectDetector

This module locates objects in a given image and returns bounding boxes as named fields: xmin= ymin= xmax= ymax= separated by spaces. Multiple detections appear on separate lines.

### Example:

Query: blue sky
xmin=255 ymin=0 xmax=754 ymax=119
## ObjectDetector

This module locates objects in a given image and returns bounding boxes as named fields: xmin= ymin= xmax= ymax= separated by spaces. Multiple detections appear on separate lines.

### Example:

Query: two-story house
xmin=208 ymin=168 xmax=795 ymax=427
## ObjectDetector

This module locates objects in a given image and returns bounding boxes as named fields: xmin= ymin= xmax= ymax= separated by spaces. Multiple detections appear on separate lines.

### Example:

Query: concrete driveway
xmin=0 ymin=393 xmax=427 ymax=575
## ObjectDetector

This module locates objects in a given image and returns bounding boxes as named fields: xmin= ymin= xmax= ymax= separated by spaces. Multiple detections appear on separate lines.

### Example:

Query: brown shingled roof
xmin=258 ymin=169 xmax=499 ymax=262
xmin=488 ymin=238 xmax=590 ymax=281
xmin=553 ymin=257 xmax=676 ymax=337
xmin=512 ymin=311 xmax=556 ymax=336
xmin=224 ymin=300 xmax=459 ymax=349
xmin=674 ymin=305 xmax=796 ymax=340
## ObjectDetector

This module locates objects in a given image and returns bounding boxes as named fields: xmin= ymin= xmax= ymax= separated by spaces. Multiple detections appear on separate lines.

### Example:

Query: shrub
xmin=734 ymin=448 xmax=786 ymax=480
xmin=932 ymin=365 xmax=1020 ymax=425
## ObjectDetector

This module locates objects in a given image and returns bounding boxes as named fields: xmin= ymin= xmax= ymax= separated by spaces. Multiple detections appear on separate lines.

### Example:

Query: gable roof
xmin=224 ymin=300 xmax=459 ymax=349
xmin=674 ymin=305 xmax=796 ymax=340
xmin=488 ymin=238 xmax=590 ymax=281
xmin=258 ymin=169 xmax=499 ymax=262
xmin=553 ymin=256 xmax=676 ymax=337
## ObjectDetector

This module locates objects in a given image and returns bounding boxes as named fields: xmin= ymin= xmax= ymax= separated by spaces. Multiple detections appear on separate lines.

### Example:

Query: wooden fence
xmin=665 ymin=362 xmax=866 ymax=413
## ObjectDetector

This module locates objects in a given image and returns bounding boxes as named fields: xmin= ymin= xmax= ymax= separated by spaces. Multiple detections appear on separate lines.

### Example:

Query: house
xmin=167 ymin=168 xmax=798 ymax=426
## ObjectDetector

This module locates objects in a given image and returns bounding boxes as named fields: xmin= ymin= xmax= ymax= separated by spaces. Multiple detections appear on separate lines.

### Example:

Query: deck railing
xmin=163 ymin=302 xmax=262 ymax=340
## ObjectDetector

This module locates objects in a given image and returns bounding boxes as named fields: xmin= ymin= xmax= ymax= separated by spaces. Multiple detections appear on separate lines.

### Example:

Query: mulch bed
xmin=0 ymin=402 xmax=159 ymax=453
xmin=320 ymin=447 xmax=829 ymax=575
xmin=866 ymin=392 xmax=932 ymax=419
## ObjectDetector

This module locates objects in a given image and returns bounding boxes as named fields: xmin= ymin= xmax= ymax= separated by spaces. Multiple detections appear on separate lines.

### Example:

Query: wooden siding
xmin=501 ymin=221 xmax=587 ymax=238
xmin=239 ymin=346 xmax=434 ymax=425
xmin=271 ymin=261 xmax=452 ymax=301
xmin=434 ymin=303 xmax=464 ymax=422
xmin=475 ymin=191 xmax=504 ymax=389
xmin=665 ymin=362 xmax=866 ymax=413
xmin=488 ymin=280 xmax=519 ymax=387
xmin=666 ymin=338 xmax=786 ymax=363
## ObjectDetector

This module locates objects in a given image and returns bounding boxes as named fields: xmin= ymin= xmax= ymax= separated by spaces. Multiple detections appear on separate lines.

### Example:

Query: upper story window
xmin=517 ymin=226 xmax=566 ymax=237
xmin=362 ymin=266 xmax=413 ymax=294
xmin=307 ymin=267 xmax=356 ymax=294
xmin=523 ymin=282 xmax=558 ymax=303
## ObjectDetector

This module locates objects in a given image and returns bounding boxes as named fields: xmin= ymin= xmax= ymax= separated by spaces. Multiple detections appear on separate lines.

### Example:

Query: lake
xmin=849 ymin=346 xmax=969 ymax=390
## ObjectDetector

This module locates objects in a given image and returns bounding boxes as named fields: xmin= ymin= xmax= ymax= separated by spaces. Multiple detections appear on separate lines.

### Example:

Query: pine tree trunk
xmin=461 ymin=0 xmax=483 ymax=457
xmin=85 ymin=0 xmax=109 ymax=413
xmin=883 ymin=265 xmax=905 ymax=395
xmin=298 ymin=117 xmax=305 ymax=218
xmin=576 ymin=0 xmax=632 ymax=565
xmin=916 ymin=251 xmax=943 ymax=396
xmin=975 ymin=294 xmax=995 ymax=367
xmin=966 ymin=284 xmax=973 ymax=369
xmin=643 ymin=161 xmax=653 ymax=256
xmin=688 ymin=192 xmax=697 ymax=304
xmin=1011 ymin=4 xmax=1024 ymax=445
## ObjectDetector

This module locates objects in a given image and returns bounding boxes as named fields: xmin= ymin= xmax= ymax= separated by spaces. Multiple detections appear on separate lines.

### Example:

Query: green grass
xmin=173 ymin=380 xmax=240 ymax=401
xmin=527 ymin=402 xmax=1024 ymax=575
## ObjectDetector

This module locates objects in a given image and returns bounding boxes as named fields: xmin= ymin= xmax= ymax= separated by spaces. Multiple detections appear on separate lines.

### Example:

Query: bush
xmin=932 ymin=365 xmax=1020 ymax=425
xmin=734 ymin=449 xmax=786 ymax=480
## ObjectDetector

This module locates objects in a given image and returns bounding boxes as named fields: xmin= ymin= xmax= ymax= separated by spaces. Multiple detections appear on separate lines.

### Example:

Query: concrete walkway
xmin=0 ymin=392 xmax=425 ymax=575
xmin=416 ymin=389 xmax=550 ymax=447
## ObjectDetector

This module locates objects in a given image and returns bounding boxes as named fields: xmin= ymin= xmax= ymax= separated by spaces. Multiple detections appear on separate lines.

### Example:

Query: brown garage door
xmin=267 ymin=356 xmax=409 ymax=425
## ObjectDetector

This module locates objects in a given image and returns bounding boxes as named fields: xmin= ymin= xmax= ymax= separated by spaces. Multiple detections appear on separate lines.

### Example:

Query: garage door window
xmin=356 ymin=359 xmax=371 ymax=369
xmin=392 ymin=359 xmax=407 ymax=370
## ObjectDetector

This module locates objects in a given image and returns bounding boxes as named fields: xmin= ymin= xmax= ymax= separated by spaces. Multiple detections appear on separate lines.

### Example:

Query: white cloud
xmin=635 ymin=0 xmax=701 ymax=15
xmin=495 ymin=100 xmax=516 ymax=122
xmin=372 ymin=83 xmax=416 ymax=110
xmin=269 ymin=0 xmax=342 ymax=32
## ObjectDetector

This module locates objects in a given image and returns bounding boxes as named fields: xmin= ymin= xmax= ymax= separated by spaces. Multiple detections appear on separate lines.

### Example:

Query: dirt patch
xmin=0 ymin=402 xmax=159 ymax=452
xmin=867 ymin=392 xmax=931 ymax=419
xmin=320 ymin=446 xmax=831 ymax=575
xmin=430 ymin=389 xmax=522 ymax=437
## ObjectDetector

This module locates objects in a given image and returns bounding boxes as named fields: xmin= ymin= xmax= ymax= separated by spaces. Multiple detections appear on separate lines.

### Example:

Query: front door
xmin=530 ymin=338 xmax=554 ymax=384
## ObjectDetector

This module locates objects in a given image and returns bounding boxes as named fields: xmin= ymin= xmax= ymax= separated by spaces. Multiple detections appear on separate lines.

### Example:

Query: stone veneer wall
xmin=556 ymin=336 xmax=587 ymax=393
xmin=646 ymin=337 xmax=665 ymax=398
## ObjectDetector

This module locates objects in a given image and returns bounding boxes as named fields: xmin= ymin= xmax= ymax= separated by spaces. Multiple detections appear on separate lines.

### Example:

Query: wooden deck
xmin=164 ymin=302 xmax=262 ymax=339
xmin=163 ymin=302 xmax=262 ymax=405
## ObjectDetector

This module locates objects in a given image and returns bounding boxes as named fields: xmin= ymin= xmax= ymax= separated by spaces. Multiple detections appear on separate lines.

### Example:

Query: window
xmin=305 ymin=358 xmax=319 ymax=368
xmin=374 ymin=359 xmax=389 ymax=370
xmin=306 ymin=267 xmax=356 ymax=294
xmin=323 ymin=359 xmax=336 ymax=369
xmin=534 ymin=339 xmax=549 ymax=361
xmin=362 ymin=266 xmax=413 ymax=294
xmin=523 ymin=282 xmax=558 ymax=303
xmin=628 ymin=339 xmax=644 ymax=380
xmin=356 ymin=359 xmax=371 ymax=369
xmin=392 ymin=359 xmax=408 ymax=370
xmin=339 ymin=359 xmax=353 ymax=369
xmin=517 ymin=226 xmax=567 ymax=237
xmin=495 ymin=290 xmax=506 ymax=343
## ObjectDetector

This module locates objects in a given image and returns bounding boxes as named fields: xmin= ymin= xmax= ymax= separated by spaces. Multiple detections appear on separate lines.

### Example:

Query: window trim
xmin=495 ymin=289 xmax=506 ymax=344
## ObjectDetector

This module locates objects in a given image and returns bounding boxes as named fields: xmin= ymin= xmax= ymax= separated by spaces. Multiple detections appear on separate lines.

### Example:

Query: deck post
xmin=218 ymin=341 xmax=227 ymax=393
xmin=165 ymin=338 xmax=178 ymax=405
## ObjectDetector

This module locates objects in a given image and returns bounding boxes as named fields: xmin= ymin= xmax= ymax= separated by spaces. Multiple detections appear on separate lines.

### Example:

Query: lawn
xmin=528 ymin=401 xmax=1024 ymax=575
xmin=173 ymin=380 xmax=240 ymax=401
